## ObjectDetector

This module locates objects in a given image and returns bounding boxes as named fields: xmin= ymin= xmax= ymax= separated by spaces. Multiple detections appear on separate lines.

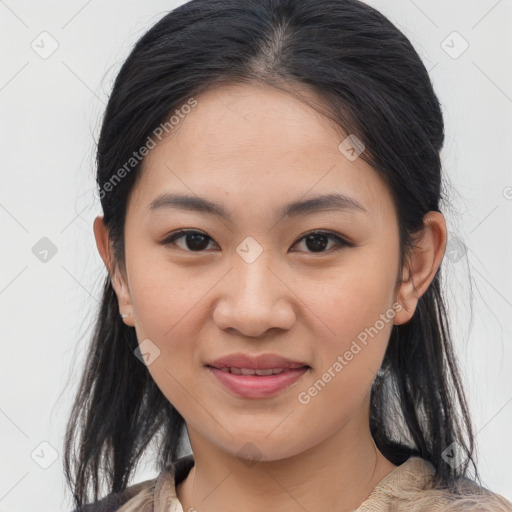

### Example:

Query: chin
xmin=224 ymin=437 xmax=310 ymax=465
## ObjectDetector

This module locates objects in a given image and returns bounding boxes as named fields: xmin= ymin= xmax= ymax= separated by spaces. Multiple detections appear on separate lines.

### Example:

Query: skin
xmin=94 ymin=82 xmax=447 ymax=512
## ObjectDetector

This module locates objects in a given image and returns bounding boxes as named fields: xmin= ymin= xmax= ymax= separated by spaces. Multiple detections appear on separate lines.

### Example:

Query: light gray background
xmin=1 ymin=1 xmax=511 ymax=510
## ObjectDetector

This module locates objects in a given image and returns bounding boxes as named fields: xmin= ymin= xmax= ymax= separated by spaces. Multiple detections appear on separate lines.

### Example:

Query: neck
xmin=176 ymin=413 xmax=397 ymax=512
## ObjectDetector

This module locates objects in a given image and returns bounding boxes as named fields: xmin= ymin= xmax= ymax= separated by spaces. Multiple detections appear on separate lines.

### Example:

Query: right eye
xmin=161 ymin=229 xmax=218 ymax=252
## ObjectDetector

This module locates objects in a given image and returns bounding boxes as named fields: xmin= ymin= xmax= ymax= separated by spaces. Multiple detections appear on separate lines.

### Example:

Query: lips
xmin=205 ymin=353 xmax=310 ymax=398
xmin=205 ymin=352 xmax=310 ymax=372
xmin=216 ymin=367 xmax=296 ymax=376
xmin=207 ymin=366 xmax=310 ymax=398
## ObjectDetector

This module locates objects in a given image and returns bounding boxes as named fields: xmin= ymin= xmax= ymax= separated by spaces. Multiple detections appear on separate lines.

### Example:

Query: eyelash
xmin=161 ymin=229 xmax=353 ymax=254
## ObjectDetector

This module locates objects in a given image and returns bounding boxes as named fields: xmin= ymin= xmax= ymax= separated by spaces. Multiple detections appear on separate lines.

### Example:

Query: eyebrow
xmin=147 ymin=192 xmax=367 ymax=221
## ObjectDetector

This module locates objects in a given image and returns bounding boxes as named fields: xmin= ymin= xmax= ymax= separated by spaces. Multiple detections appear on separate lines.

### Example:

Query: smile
xmin=216 ymin=367 xmax=299 ymax=375
xmin=207 ymin=365 xmax=310 ymax=398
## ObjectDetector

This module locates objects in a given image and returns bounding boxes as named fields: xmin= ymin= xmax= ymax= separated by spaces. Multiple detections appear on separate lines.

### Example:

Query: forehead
xmin=147 ymin=83 xmax=346 ymax=172
xmin=130 ymin=82 xmax=395 ymax=221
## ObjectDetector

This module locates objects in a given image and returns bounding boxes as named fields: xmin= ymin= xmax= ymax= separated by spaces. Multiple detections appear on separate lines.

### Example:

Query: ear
xmin=394 ymin=211 xmax=447 ymax=326
xmin=93 ymin=214 xmax=135 ymax=327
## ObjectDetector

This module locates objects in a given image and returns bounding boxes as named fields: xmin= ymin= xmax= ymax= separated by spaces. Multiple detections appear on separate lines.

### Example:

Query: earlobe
xmin=393 ymin=265 xmax=416 ymax=325
xmin=93 ymin=215 xmax=135 ymax=327
xmin=393 ymin=211 xmax=447 ymax=326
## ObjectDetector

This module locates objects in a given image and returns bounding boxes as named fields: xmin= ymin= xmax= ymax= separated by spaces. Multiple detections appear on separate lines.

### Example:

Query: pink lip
xmin=207 ymin=367 xmax=309 ymax=398
xmin=206 ymin=352 xmax=309 ymax=370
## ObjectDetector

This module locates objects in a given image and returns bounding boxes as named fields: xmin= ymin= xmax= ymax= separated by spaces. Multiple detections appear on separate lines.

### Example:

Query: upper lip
xmin=206 ymin=353 xmax=310 ymax=370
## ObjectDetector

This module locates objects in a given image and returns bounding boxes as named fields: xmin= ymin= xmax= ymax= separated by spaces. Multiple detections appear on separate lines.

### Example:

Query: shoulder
xmin=70 ymin=477 xmax=157 ymax=512
xmin=358 ymin=456 xmax=512 ymax=511
xmin=435 ymin=475 xmax=512 ymax=512
xmin=70 ymin=454 xmax=195 ymax=512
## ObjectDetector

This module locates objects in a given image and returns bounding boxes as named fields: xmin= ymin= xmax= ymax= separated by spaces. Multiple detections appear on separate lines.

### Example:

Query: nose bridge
xmin=232 ymin=240 xmax=275 ymax=307
xmin=213 ymin=239 xmax=295 ymax=336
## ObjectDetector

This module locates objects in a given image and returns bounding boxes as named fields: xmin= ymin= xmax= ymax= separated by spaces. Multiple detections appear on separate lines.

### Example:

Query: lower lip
xmin=207 ymin=366 xmax=309 ymax=398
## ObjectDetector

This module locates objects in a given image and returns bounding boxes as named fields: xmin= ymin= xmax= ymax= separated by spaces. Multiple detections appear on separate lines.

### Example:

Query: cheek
xmin=128 ymin=264 xmax=207 ymax=418
xmin=311 ymin=290 xmax=392 ymax=396
xmin=315 ymin=257 xmax=397 ymax=343
xmin=126 ymin=249 xmax=208 ymax=338
xmin=306 ymin=249 xmax=398 ymax=394
xmin=297 ymin=285 xmax=394 ymax=428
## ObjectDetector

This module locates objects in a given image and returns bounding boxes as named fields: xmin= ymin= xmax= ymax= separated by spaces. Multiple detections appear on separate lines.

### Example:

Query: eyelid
xmin=294 ymin=229 xmax=354 ymax=250
xmin=161 ymin=229 xmax=216 ymax=249
xmin=160 ymin=229 xmax=354 ymax=252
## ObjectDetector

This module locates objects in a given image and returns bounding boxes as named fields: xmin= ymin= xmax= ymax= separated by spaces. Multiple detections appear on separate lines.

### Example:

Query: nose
xmin=213 ymin=252 xmax=296 ymax=338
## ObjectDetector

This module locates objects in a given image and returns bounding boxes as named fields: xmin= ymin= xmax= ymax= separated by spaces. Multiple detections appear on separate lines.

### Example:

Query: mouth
xmin=206 ymin=366 xmax=310 ymax=375
xmin=205 ymin=352 xmax=311 ymax=372
xmin=204 ymin=353 xmax=311 ymax=398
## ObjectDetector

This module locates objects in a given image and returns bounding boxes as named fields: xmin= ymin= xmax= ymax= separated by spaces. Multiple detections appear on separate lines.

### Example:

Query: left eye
xmin=292 ymin=230 xmax=351 ymax=253
xmin=161 ymin=229 xmax=351 ymax=253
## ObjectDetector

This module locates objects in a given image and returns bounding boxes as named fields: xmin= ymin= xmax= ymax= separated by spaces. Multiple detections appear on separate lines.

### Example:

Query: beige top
xmin=115 ymin=455 xmax=512 ymax=512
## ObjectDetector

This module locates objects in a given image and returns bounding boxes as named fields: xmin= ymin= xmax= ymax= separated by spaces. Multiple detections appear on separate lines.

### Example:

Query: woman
xmin=64 ymin=0 xmax=512 ymax=510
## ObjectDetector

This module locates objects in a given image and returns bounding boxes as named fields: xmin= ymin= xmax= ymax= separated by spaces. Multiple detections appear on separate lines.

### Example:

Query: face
xmin=103 ymin=82 xmax=410 ymax=462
